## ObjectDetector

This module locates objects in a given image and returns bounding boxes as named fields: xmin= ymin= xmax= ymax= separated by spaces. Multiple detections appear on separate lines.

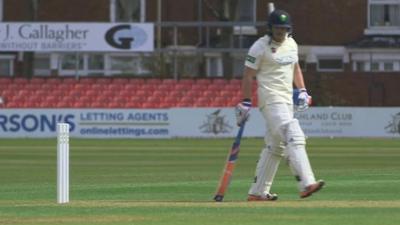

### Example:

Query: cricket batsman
xmin=235 ymin=9 xmax=325 ymax=201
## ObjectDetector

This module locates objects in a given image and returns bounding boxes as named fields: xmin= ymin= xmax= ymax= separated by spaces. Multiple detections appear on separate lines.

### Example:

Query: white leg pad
xmin=281 ymin=119 xmax=316 ymax=191
xmin=285 ymin=153 xmax=303 ymax=191
xmin=248 ymin=146 xmax=283 ymax=195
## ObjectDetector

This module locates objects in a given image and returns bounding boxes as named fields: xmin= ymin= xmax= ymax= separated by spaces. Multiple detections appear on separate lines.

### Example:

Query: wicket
xmin=57 ymin=123 xmax=70 ymax=204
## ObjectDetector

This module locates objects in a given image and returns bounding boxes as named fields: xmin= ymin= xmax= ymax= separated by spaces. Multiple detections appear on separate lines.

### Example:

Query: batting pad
xmin=284 ymin=119 xmax=316 ymax=190
xmin=248 ymin=147 xmax=282 ymax=195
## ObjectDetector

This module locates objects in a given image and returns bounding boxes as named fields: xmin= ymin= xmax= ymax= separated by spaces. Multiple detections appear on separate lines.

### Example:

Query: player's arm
xmin=235 ymin=39 xmax=263 ymax=126
xmin=235 ymin=66 xmax=257 ymax=126
xmin=293 ymin=63 xmax=305 ymax=89
xmin=242 ymin=66 xmax=257 ymax=100
xmin=293 ymin=62 xmax=311 ymax=111
xmin=242 ymin=39 xmax=263 ymax=101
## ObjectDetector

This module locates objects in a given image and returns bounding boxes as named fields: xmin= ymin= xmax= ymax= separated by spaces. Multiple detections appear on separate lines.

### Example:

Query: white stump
xmin=57 ymin=123 xmax=69 ymax=204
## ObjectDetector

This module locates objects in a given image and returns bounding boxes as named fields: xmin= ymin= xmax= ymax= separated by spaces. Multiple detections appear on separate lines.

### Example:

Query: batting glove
xmin=235 ymin=99 xmax=251 ymax=126
xmin=293 ymin=88 xmax=312 ymax=112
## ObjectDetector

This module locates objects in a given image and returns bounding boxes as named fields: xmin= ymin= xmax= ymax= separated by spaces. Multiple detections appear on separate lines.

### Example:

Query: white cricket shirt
xmin=245 ymin=35 xmax=298 ymax=108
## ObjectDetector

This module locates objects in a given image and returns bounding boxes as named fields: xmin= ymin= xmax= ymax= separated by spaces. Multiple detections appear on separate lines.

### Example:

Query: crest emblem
xmin=280 ymin=14 xmax=288 ymax=22
xmin=199 ymin=110 xmax=232 ymax=135
xmin=385 ymin=112 xmax=400 ymax=135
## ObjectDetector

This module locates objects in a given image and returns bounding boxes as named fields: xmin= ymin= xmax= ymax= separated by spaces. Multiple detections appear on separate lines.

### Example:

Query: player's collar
xmin=269 ymin=34 xmax=288 ymax=45
xmin=271 ymin=37 xmax=286 ymax=45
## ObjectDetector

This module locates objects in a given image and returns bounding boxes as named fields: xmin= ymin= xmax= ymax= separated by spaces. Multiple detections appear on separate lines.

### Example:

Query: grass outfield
xmin=0 ymin=137 xmax=400 ymax=225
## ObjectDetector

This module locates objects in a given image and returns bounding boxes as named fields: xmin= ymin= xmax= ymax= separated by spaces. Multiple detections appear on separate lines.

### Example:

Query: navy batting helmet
xmin=268 ymin=9 xmax=292 ymax=32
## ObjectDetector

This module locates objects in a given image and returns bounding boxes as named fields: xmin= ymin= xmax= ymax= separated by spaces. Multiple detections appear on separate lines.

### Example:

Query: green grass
xmin=0 ymin=138 xmax=400 ymax=225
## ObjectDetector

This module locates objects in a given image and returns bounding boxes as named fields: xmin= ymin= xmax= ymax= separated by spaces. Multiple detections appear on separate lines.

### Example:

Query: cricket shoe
xmin=300 ymin=180 xmax=325 ymax=198
xmin=247 ymin=193 xmax=278 ymax=201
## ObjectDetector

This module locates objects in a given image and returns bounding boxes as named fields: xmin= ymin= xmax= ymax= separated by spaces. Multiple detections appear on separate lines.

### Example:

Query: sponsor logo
xmin=1 ymin=24 xmax=89 ymax=42
xmin=0 ymin=113 xmax=75 ymax=132
xmin=105 ymin=24 xmax=148 ymax=50
xmin=385 ymin=112 xmax=400 ymax=135
xmin=199 ymin=110 xmax=233 ymax=135
xmin=246 ymin=55 xmax=256 ymax=63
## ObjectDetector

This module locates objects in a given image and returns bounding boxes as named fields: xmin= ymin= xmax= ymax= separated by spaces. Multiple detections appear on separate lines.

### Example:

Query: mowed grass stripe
xmin=1 ymin=138 xmax=400 ymax=225
xmin=2 ymin=200 xmax=400 ymax=208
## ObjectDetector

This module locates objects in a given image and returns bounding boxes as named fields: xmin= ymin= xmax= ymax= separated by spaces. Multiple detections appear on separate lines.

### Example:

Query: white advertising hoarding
xmin=0 ymin=23 xmax=154 ymax=52
xmin=170 ymin=107 xmax=400 ymax=138
xmin=296 ymin=107 xmax=400 ymax=137
xmin=170 ymin=108 xmax=266 ymax=137
xmin=0 ymin=107 xmax=399 ymax=138
xmin=0 ymin=109 xmax=169 ymax=138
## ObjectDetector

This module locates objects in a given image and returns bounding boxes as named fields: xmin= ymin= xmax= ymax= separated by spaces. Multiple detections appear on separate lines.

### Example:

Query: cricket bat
xmin=213 ymin=121 xmax=246 ymax=202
